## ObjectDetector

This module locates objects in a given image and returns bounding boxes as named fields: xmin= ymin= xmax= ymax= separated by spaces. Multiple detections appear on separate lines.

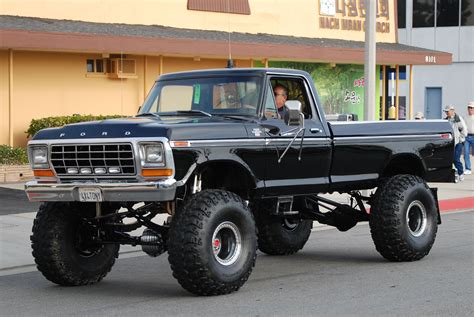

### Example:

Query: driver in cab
xmin=273 ymin=84 xmax=288 ymax=119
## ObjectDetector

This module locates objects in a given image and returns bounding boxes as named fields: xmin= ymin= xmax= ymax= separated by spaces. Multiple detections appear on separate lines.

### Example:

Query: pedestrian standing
xmin=414 ymin=112 xmax=424 ymax=120
xmin=464 ymin=102 xmax=474 ymax=174
xmin=444 ymin=105 xmax=468 ymax=181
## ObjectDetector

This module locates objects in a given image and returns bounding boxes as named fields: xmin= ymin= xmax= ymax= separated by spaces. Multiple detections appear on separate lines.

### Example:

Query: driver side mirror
xmin=283 ymin=100 xmax=303 ymax=126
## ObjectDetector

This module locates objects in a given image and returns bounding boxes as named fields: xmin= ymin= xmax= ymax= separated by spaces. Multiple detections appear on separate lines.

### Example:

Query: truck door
xmin=260 ymin=75 xmax=332 ymax=196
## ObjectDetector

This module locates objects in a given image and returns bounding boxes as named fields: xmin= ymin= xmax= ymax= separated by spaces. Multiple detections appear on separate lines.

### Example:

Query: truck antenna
xmin=226 ymin=0 xmax=233 ymax=68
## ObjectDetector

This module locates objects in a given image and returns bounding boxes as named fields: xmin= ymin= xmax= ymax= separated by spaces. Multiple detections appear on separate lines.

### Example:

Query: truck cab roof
xmin=157 ymin=67 xmax=311 ymax=81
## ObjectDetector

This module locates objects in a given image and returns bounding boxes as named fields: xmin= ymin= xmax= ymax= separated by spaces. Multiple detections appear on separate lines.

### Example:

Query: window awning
xmin=0 ymin=15 xmax=452 ymax=65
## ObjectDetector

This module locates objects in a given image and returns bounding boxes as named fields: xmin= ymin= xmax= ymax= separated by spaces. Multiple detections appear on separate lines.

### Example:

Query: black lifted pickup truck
xmin=26 ymin=68 xmax=454 ymax=295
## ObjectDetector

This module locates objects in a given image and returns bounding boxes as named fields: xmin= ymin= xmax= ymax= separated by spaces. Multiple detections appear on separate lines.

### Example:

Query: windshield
xmin=140 ymin=76 xmax=263 ymax=117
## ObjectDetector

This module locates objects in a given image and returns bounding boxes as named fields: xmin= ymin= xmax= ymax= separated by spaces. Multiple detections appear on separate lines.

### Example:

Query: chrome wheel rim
xmin=406 ymin=200 xmax=427 ymax=237
xmin=212 ymin=221 xmax=242 ymax=266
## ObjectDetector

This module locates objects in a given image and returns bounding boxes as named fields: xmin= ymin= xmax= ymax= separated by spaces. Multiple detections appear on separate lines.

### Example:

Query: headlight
xmin=29 ymin=146 xmax=49 ymax=169
xmin=139 ymin=143 xmax=165 ymax=166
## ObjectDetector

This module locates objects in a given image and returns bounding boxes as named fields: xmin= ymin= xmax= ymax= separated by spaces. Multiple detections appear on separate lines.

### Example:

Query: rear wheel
xmin=168 ymin=190 xmax=257 ymax=295
xmin=253 ymin=200 xmax=313 ymax=255
xmin=369 ymin=174 xmax=438 ymax=261
xmin=31 ymin=202 xmax=119 ymax=286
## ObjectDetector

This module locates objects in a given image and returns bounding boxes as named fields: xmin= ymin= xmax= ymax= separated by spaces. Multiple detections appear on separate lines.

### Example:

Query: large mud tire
xmin=31 ymin=202 xmax=119 ymax=286
xmin=370 ymin=174 xmax=438 ymax=262
xmin=253 ymin=201 xmax=312 ymax=255
xmin=168 ymin=190 xmax=257 ymax=296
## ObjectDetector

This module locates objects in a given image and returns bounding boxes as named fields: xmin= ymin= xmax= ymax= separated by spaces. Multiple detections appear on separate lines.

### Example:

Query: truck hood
xmin=32 ymin=116 xmax=251 ymax=141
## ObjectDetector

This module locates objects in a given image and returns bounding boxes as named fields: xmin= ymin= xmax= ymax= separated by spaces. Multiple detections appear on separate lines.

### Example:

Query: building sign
xmin=425 ymin=55 xmax=437 ymax=63
xmin=319 ymin=0 xmax=390 ymax=33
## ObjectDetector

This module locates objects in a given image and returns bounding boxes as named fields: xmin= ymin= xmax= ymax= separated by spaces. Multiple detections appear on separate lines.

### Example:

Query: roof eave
xmin=0 ymin=29 xmax=452 ymax=65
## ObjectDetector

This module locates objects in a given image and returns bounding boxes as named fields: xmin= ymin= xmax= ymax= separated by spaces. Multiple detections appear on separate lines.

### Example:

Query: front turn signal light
xmin=33 ymin=169 xmax=55 ymax=177
xmin=141 ymin=169 xmax=173 ymax=177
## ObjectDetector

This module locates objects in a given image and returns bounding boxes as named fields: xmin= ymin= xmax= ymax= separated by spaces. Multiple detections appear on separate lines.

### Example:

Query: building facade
xmin=1 ymin=0 xmax=452 ymax=146
xmin=397 ymin=0 xmax=474 ymax=119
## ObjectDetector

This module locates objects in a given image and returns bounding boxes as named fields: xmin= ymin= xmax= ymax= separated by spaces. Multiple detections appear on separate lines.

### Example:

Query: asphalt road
xmin=0 ymin=211 xmax=472 ymax=316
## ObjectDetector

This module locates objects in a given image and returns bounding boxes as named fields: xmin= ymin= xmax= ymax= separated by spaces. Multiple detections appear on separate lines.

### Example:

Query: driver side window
xmin=270 ymin=77 xmax=313 ymax=119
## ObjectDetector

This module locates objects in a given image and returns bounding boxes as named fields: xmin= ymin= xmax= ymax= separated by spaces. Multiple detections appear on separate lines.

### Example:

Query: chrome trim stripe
xmin=171 ymin=134 xmax=448 ymax=148
xmin=334 ymin=134 xmax=451 ymax=143
xmin=265 ymin=177 xmax=328 ymax=187
xmin=331 ymin=173 xmax=379 ymax=182
xmin=172 ymin=138 xmax=332 ymax=148
xmin=266 ymin=138 xmax=332 ymax=145
xmin=329 ymin=119 xmax=448 ymax=125
xmin=184 ymin=139 xmax=265 ymax=145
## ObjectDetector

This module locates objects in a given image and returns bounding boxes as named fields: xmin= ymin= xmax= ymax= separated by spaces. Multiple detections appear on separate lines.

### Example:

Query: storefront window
xmin=95 ymin=59 xmax=104 ymax=73
xmin=437 ymin=0 xmax=460 ymax=26
xmin=461 ymin=0 xmax=474 ymax=25
xmin=86 ymin=59 xmax=94 ymax=72
xmin=398 ymin=0 xmax=406 ymax=28
xmin=413 ymin=0 xmax=435 ymax=27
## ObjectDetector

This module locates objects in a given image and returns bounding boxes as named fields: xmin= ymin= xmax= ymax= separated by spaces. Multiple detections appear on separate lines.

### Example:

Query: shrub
xmin=0 ymin=145 xmax=29 ymax=165
xmin=26 ymin=114 xmax=124 ymax=137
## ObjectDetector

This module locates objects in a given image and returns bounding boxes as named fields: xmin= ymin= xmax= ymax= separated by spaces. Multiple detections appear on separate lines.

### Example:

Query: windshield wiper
xmin=136 ymin=112 xmax=161 ymax=119
xmin=175 ymin=110 xmax=212 ymax=117
xmin=217 ymin=115 xmax=258 ymax=123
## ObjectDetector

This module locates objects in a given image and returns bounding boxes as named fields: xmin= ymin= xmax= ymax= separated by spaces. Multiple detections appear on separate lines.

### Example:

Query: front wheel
xmin=31 ymin=202 xmax=119 ymax=286
xmin=168 ymin=190 xmax=257 ymax=296
xmin=369 ymin=175 xmax=438 ymax=262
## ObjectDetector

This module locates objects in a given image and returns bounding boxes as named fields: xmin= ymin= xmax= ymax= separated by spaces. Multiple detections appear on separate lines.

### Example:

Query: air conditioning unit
xmin=107 ymin=58 xmax=137 ymax=79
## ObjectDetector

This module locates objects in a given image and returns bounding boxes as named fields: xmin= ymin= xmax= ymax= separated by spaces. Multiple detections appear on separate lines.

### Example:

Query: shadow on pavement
xmin=0 ymin=187 xmax=39 ymax=215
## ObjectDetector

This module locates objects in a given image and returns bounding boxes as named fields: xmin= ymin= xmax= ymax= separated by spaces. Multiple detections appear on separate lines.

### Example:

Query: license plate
xmin=78 ymin=188 xmax=103 ymax=202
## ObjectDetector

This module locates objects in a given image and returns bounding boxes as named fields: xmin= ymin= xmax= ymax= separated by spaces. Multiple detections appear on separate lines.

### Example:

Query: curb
xmin=439 ymin=197 xmax=474 ymax=213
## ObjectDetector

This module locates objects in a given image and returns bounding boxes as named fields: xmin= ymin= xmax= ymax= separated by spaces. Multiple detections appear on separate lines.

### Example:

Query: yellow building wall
xmin=10 ymin=51 xmax=144 ymax=146
xmin=163 ymin=57 xmax=227 ymax=74
xmin=1 ymin=0 xmax=397 ymax=43
xmin=144 ymin=56 xmax=161 ymax=98
xmin=3 ymin=51 xmax=254 ymax=147
xmin=0 ymin=51 xmax=10 ymax=145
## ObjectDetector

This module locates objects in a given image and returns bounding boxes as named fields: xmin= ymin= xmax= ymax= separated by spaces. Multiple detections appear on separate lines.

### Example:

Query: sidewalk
xmin=0 ymin=174 xmax=472 ymax=275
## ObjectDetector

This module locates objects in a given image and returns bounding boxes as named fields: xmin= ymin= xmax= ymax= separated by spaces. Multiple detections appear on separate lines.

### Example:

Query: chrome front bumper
xmin=25 ymin=179 xmax=178 ymax=202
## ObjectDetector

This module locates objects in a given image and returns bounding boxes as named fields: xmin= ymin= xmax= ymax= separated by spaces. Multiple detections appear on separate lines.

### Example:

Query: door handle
xmin=310 ymin=128 xmax=322 ymax=134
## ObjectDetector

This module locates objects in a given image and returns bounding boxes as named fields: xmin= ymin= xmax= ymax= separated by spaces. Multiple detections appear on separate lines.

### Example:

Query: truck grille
xmin=50 ymin=144 xmax=136 ymax=177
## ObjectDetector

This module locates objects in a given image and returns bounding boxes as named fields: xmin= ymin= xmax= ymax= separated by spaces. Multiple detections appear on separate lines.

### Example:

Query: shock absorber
xmin=141 ymin=229 xmax=166 ymax=257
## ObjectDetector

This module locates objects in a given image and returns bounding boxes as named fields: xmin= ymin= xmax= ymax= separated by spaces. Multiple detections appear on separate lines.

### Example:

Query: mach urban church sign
xmin=319 ymin=0 xmax=391 ymax=33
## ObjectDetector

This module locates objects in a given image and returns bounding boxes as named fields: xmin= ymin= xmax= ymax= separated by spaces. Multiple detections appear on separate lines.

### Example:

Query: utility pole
xmin=364 ymin=0 xmax=376 ymax=121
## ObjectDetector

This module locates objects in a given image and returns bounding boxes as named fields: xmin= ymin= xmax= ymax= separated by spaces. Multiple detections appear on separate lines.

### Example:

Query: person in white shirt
xmin=464 ymin=102 xmax=474 ymax=175
xmin=444 ymin=105 xmax=468 ymax=181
